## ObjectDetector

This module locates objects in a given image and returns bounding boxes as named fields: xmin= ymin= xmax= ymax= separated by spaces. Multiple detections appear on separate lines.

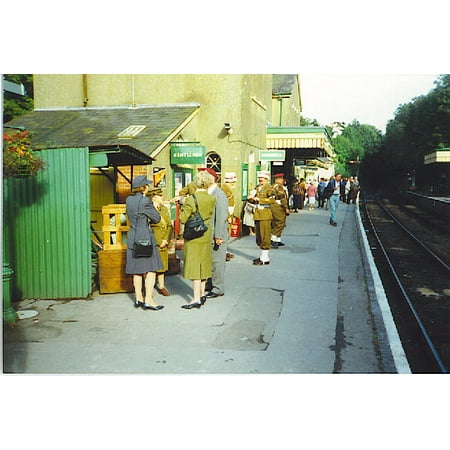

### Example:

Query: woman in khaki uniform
xmin=148 ymin=187 xmax=173 ymax=296
xmin=180 ymin=171 xmax=216 ymax=309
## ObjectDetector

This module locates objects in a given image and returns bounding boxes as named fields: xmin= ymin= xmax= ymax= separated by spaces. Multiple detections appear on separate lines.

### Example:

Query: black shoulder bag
xmin=183 ymin=194 xmax=208 ymax=241
xmin=134 ymin=196 xmax=154 ymax=258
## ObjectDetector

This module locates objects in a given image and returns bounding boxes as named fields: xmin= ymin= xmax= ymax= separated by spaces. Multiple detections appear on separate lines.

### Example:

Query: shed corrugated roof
xmin=5 ymin=104 xmax=200 ymax=158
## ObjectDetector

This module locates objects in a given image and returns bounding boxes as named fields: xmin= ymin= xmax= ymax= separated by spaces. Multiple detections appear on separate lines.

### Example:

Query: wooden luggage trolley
xmin=98 ymin=204 xmax=133 ymax=293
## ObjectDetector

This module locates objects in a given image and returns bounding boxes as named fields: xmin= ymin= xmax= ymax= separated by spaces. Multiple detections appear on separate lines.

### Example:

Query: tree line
xmin=341 ymin=75 xmax=449 ymax=191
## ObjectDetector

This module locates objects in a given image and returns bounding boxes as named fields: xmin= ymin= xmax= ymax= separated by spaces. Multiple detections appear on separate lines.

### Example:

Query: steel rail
xmin=377 ymin=199 xmax=450 ymax=272
xmin=364 ymin=198 xmax=447 ymax=374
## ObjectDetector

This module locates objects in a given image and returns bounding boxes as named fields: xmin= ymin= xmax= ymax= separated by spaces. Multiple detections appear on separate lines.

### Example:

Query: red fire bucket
xmin=230 ymin=217 xmax=241 ymax=237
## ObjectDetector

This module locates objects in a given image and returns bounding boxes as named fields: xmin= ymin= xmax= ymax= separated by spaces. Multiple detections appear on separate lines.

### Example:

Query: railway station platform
xmin=3 ymin=199 xmax=410 ymax=374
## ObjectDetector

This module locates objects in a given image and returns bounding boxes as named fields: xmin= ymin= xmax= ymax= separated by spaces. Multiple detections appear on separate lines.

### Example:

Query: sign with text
xmin=259 ymin=150 xmax=285 ymax=161
xmin=170 ymin=143 xmax=205 ymax=164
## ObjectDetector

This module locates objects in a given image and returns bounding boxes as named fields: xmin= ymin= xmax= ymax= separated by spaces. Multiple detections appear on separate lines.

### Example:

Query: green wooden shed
xmin=4 ymin=104 xmax=199 ymax=300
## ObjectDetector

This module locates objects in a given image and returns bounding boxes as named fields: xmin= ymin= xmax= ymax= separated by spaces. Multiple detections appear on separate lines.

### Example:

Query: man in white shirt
xmin=327 ymin=173 xmax=342 ymax=227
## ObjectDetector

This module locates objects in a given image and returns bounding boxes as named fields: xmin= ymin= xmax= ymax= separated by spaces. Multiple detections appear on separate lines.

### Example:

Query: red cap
xmin=198 ymin=167 xmax=218 ymax=180
xmin=273 ymin=173 xmax=285 ymax=178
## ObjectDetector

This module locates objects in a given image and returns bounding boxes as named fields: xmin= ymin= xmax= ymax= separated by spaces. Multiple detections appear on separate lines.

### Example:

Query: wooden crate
xmin=102 ymin=204 xmax=129 ymax=250
xmin=98 ymin=249 xmax=133 ymax=293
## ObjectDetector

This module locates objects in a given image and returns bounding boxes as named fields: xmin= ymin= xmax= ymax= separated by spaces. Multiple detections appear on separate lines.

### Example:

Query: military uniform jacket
xmin=150 ymin=205 xmax=173 ymax=246
xmin=272 ymin=183 xmax=289 ymax=210
xmin=250 ymin=182 xmax=275 ymax=221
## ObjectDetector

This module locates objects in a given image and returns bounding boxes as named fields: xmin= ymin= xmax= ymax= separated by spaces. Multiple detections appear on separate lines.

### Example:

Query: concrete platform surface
xmin=3 ymin=201 xmax=409 ymax=374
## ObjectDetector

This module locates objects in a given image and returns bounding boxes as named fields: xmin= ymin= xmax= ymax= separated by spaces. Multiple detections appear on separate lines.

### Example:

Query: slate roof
xmin=5 ymin=104 xmax=200 ymax=160
xmin=272 ymin=74 xmax=298 ymax=95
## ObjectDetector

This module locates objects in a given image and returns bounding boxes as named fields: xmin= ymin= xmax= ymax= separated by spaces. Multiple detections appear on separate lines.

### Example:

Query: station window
xmin=206 ymin=152 xmax=221 ymax=182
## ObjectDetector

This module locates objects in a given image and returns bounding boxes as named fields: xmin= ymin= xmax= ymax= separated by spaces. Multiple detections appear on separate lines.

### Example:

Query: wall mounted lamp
xmin=224 ymin=123 xmax=233 ymax=135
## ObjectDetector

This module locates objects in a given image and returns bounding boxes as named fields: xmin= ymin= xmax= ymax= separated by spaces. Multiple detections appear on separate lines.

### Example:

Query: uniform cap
xmin=273 ymin=173 xmax=285 ymax=178
xmin=198 ymin=167 xmax=218 ymax=180
xmin=132 ymin=174 xmax=152 ymax=189
xmin=257 ymin=170 xmax=270 ymax=179
xmin=224 ymin=172 xmax=237 ymax=182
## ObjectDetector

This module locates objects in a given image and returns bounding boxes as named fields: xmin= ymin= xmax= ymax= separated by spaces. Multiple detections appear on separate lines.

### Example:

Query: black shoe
xmin=142 ymin=304 xmax=164 ymax=311
xmin=200 ymin=296 xmax=207 ymax=305
xmin=253 ymin=258 xmax=270 ymax=265
xmin=271 ymin=241 xmax=279 ymax=248
xmin=181 ymin=301 xmax=202 ymax=309
xmin=205 ymin=291 xmax=224 ymax=298
xmin=277 ymin=242 xmax=285 ymax=247
xmin=134 ymin=300 xmax=144 ymax=308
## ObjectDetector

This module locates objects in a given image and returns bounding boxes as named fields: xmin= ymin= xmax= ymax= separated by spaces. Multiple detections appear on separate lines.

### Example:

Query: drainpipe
xmin=131 ymin=74 xmax=136 ymax=108
xmin=279 ymin=95 xmax=283 ymax=126
xmin=82 ymin=74 xmax=88 ymax=107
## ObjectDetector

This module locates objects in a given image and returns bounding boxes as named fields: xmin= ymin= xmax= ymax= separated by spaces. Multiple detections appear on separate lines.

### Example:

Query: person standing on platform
xmin=291 ymin=178 xmax=302 ymax=212
xmin=221 ymin=172 xmax=237 ymax=261
xmin=205 ymin=169 xmax=229 ymax=298
xmin=351 ymin=176 xmax=360 ymax=204
xmin=243 ymin=195 xmax=256 ymax=235
xmin=317 ymin=178 xmax=327 ymax=208
xmin=306 ymin=181 xmax=317 ymax=210
xmin=299 ymin=178 xmax=307 ymax=209
xmin=148 ymin=186 xmax=173 ymax=297
xmin=270 ymin=173 xmax=290 ymax=248
xmin=179 ymin=171 xmax=216 ymax=309
xmin=326 ymin=173 xmax=343 ymax=227
xmin=247 ymin=170 xmax=275 ymax=265
xmin=340 ymin=176 xmax=347 ymax=202
xmin=125 ymin=175 xmax=164 ymax=311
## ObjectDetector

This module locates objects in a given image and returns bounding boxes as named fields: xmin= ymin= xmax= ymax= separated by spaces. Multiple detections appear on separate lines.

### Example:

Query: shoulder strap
xmin=192 ymin=194 xmax=203 ymax=219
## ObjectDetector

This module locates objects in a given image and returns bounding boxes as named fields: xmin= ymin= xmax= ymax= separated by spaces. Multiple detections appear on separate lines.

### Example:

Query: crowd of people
xmin=125 ymin=171 xmax=360 ymax=309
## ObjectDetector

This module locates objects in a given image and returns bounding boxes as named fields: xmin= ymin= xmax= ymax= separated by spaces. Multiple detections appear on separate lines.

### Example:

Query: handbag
xmin=183 ymin=194 xmax=208 ymax=241
xmin=133 ymin=196 xmax=154 ymax=258
xmin=134 ymin=240 xmax=153 ymax=258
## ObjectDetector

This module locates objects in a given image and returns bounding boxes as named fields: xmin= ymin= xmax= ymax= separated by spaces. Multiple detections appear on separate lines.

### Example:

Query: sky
xmin=299 ymin=74 xmax=439 ymax=133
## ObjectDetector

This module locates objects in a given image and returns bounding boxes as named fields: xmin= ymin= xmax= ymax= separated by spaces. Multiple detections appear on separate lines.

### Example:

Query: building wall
xmin=33 ymin=74 xmax=276 ymax=211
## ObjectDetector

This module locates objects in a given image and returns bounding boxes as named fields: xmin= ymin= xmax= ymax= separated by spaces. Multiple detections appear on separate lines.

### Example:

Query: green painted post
xmin=3 ymin=178 xmax=18 ymax=324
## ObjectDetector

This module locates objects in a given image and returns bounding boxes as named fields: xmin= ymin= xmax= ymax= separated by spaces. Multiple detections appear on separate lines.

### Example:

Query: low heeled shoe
xmin=205 ymin=291 xmax=223 ymax=298
xmin=157 ymin=287 xmax=171 ymax=296
xmin=142 ymin=304 xmax=164 ymax=311
xmin=134 ymin=300 xmax=144 ymax=308
xmin=181 ymin=301 xmax=202 ymax=309
xmin=253 ymin=258 xmax=270 ymax=266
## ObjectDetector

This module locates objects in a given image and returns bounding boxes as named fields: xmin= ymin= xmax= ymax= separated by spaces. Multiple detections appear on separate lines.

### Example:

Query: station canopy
xmin=266 ymin=126 xmax=335 ymax=168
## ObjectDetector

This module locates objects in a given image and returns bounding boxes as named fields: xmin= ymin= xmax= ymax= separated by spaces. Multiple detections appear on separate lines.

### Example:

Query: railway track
xmin=361 ymin=194 xmax=450 ymax=373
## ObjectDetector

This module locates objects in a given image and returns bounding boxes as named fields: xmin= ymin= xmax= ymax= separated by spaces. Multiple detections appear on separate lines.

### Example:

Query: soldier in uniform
xmin=270 ymin=173 xmax=290 ymax=248
xmin=221 ymin=172 xmax=237 ymax=261
xmin=247 ymin=170 xmax=275 ymax=265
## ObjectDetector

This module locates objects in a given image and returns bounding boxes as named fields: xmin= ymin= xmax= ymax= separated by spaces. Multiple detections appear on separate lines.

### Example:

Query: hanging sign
xmin=170 ymin=143 xmax=205 ymax=164
xmin=259 ymin=150 xmax=285 ymax=161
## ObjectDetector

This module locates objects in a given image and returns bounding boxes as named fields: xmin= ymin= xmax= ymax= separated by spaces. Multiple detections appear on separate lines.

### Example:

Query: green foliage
xmin=3 ymin=74 xmax=34 ymax=122
xmin=364 ymin=74 xmax=449 ymax=190
xmin=299 ymin=116 xmax=320 ymax=126
xmin=331 ymin=120 xmax=382 ymax=177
